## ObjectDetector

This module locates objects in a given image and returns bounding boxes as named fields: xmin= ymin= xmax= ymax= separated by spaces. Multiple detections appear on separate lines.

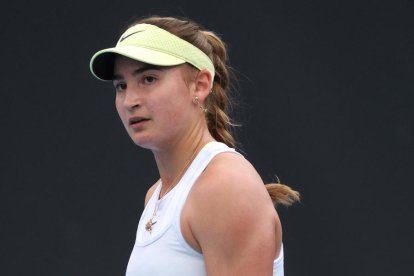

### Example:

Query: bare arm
xmin=186 ymin=153 xmax=282 ymax=276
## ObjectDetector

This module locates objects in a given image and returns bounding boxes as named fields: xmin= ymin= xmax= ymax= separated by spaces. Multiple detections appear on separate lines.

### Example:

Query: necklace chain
xmin=145 ymin=138 xmax=209 ymax=234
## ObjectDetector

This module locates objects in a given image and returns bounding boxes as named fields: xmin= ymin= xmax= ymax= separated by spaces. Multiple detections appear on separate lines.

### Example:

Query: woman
xmin=90 ymin=16 xmax=299 ymax=276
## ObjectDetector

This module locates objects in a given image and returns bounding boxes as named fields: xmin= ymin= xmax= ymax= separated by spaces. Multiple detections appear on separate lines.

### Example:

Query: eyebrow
xmin=112 ymin=64 xmax=163 ymax=80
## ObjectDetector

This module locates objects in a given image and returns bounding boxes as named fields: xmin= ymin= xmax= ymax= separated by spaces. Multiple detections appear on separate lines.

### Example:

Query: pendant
xmin=145 ymin=218 xmax=157 ymax=234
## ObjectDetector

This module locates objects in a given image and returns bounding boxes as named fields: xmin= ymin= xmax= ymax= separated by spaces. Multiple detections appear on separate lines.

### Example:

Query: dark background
xmin=1 ymin=0 xmax=413 ymax=275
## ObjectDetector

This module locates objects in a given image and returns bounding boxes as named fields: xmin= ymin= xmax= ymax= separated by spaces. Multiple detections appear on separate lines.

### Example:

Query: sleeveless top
xmin=125 ymin=141 xmax=284 ymax=276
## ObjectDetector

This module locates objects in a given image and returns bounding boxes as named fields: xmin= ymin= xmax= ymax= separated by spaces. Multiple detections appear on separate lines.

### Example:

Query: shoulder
xmin=188 ymin=150 xmax=279 ymax=236
xmin=184 ymin=151 xmax=281 ymax=272
xmin=194 ymin=151 xmax=270 ymax=202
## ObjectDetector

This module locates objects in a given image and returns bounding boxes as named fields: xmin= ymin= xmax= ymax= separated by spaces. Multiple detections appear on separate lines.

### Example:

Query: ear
xmin=193 ymin=69 xmax=213 ymax=103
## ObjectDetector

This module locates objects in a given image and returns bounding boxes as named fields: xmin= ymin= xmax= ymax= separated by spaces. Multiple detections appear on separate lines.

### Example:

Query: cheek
xmin=150 ymin=100 xmax=185 ymax=131
xmin=167 ymin=100 xmax=193 ymax=128
xmin=168 ymin=95 xmax=190 ymax=117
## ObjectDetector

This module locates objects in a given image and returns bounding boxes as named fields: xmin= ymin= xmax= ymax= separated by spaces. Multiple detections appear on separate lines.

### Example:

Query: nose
xmin=123 ymin=85 xmax=141 ymax=111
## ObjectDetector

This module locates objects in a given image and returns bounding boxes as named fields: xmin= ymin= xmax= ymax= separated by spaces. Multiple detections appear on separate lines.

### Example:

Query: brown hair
xmin=131 ymin=16 xmax=300 ymax=207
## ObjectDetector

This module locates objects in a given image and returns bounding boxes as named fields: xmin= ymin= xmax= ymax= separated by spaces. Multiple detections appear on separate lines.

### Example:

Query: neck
xmin=153 ymin=126 xmax=214 ymax=197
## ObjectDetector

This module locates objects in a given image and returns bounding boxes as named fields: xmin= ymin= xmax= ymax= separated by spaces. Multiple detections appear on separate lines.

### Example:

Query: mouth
xmin=129 ymin=116 xmax=149 ymax=125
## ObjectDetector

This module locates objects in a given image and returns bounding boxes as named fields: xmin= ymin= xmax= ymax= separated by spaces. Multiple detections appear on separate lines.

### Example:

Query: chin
xmin=129 ymin=135 xmax=157 ymax=150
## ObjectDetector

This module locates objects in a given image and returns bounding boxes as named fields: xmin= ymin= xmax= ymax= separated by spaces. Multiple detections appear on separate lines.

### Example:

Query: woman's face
xmin=113 ymin=56 xmax=196 ymax=150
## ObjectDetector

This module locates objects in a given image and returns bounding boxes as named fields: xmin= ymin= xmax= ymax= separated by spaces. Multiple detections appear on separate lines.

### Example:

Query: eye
xmin=143 ymin=75 xmax=157 ymax=84
xmin=113 ymin=81 xmax=126 ymax=92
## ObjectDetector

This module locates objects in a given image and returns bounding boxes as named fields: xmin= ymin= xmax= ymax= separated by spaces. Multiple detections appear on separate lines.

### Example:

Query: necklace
xmin=145 ymin=138 xmax=208 ymax=234
xmin=144 ymin=181 xmax=170 ymax=234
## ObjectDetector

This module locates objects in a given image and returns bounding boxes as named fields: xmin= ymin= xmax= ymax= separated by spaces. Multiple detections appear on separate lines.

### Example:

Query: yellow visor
xmin=90 ymin=23 xmax=215 ymax=84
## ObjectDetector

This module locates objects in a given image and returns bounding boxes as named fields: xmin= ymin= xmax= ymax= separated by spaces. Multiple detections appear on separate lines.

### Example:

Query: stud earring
xmin=193 ymin=96 xmax=199 ymax=105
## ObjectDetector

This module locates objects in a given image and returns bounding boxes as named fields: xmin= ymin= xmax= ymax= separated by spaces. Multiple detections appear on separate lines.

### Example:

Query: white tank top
xmin=125 ymin=141 xmax=284 ymax=276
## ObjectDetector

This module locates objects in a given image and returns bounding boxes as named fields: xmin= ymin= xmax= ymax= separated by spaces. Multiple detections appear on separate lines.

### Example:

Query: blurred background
xmin=1 ymin=0 xmax=413 ymax=275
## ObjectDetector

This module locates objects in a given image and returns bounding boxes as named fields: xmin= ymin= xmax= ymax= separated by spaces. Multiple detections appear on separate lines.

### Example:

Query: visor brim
xmin=90 ymin=46 xmax=186 ymax=81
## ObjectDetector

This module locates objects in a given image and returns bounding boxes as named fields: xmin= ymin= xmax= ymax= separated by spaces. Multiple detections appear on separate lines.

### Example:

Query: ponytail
xmin=201 ymin=30 xmax=300 ymax=207
xmin=265 ymin=183 xmax=300 ymax=207
xmin=201 ymin=30 xmax=237 ymax=148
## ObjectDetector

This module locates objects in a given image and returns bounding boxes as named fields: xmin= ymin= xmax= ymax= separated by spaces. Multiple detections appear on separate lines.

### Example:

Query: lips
xmin=129 ymin=117 xmax=145 ymax=125
xmin=129 ymin=116 xmax=149 ymax=128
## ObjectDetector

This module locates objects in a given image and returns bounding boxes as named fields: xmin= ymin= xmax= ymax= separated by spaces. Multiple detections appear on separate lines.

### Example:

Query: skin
xmin=113 ymin=56 xmax=282 ymax=275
